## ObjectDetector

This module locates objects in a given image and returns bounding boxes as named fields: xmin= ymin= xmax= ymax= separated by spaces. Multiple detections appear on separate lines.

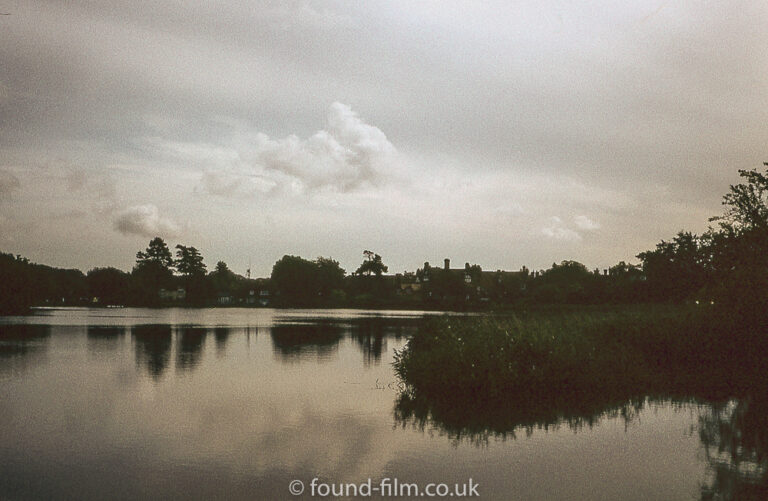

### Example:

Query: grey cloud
xmin=197 ymin=170 xmax=278 ymax=198
xmin=0 ymin=169 xmax=20 ymax=196
xmin=113 ymin=204 xmax=181 ymax=238
xmin=574 ymin=215 xmax=600 ymax=231
xmin=1 ymin=1 xmax=765 ymax=273
xmin=65 ymin=169 xmax=87 ymax=192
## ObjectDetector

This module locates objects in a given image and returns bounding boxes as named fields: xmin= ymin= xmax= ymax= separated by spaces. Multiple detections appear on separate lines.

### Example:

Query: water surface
xmin=0 ymin=308 xmax=758 ymax=500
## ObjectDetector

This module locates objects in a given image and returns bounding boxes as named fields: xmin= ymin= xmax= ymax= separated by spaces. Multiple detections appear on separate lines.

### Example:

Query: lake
xmin=0 ymin=308 xmax=758 ymax=500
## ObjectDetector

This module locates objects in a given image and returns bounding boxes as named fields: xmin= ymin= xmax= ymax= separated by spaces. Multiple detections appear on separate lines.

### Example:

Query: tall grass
xmin=393 ymin=305 xmax=767 ymax=410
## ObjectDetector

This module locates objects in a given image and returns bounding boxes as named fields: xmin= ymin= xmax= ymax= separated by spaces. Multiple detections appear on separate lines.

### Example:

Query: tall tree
xmin=705 ymin=165 xmax=768 ymax=316
xmin=135 ymin=237 xmax=174 ymax=270
xmin=354 ymin=250 xmax=388 ymax=277
xmin=175 ymin=245 xmax=206 ymax=276
xmin=131 ymin=237 xmax=174 ymax=305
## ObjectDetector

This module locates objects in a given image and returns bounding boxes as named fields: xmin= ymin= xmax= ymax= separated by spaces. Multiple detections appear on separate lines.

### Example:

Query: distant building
xmin=258 ymin=289 xmax=270 ymax=307
xmin=217 ymin=292 xmax=234 ymax=306
xmin=159 ymin=287 xmax=186 ymax=302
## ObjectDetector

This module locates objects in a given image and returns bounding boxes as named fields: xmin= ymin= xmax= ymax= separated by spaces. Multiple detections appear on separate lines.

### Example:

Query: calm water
xmin=0 ymin=308 xmax=756 ymax=500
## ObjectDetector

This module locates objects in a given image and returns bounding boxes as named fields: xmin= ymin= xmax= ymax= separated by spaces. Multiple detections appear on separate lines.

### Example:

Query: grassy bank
xmin=393 ymin=305 xmax=768 ymax=415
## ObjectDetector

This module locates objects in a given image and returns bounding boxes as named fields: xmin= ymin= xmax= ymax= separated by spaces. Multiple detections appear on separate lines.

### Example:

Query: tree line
xmin=2 ymin=165 xmax=767 ymax=315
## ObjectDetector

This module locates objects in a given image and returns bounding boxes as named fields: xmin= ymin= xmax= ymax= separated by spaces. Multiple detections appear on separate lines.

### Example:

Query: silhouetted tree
xmin=530 ymin=260 xmax=598 ymax=303
xmin=315 ymin=256 xmax=346 ymax=299
xmin=131 ymin=237 xmax=174 ymax=305
xmin=136 ymin=237 xmax=174 ymax=269
xmin=86 ymin=267 xmax=130 ymax=305
xmin=271 ymin=255 xmax=319 ymax=305
xmin=174 ymin=245 xmax=208 ymax=305
xmin=175 ymin=245 xmax=206 ymax=277
xmin=705 ymin=165 xmax=768 ymax=319
xmin=355 ymin=250 xmax=388 ymax=277
xmin=637 ymin=232 xmax=706 ymax=302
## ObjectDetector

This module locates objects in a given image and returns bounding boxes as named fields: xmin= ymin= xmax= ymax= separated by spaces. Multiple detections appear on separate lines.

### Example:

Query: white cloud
xmin=243 ymin=102 xmax=395 ymax=193
xmin=113 ymin=204 xmax=181 ymax=238
xmin=573 ymin=215 xmax=600 ymax=231
xmin=197 ymin=170 xmax=278 ymax=198
xmin=541 ymin=216 xmax=582 ymax=241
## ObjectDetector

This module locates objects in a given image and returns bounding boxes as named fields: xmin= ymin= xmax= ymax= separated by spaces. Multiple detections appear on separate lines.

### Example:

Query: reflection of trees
xmin=699 ymin=397 xmax=768 ymax=500
xmin=133 ymin=325 xmax=172 ymax=380
xmin=348 ymin=317 xmax=417 ymax=366
xmin=0 ymin=324 xmax=51 ymax=361
xmin=270 ymin=323 xmax=343 ymax=361
xmin=176 ymin=327 xmax=207 ymax=371
xmin=349 ymin=318 xmax=386 ymax=366
xmin=214 ymin=327 xmax=230 ymax=357
xmin=86 ymin=326 xmax=126 ymax=353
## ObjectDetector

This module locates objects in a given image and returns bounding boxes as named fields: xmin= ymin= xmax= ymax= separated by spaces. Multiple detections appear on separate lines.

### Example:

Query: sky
xmin=1 ymin=1 xmax=766 ymax=277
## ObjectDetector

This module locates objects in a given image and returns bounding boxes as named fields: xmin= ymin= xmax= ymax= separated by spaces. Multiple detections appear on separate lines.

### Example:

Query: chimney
xmin=444 ymin=258 xmax=450 ymax=270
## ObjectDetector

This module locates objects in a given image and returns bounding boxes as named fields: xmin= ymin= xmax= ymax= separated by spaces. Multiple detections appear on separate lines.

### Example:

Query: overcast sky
xmin=1 ymin=1 xmax=766 ymax=277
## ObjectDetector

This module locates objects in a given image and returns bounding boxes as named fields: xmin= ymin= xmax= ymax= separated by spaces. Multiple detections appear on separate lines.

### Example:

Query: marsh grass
xmin=393 ymin=305 xmax=768 ymax=413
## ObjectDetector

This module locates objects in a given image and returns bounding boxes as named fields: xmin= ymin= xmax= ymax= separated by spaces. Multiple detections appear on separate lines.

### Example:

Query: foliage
xmin=86 ymin=267 xmax=129 ymax=305
xmin=637 ymin=232 xmax=707 ymax=301
xmin=174 ymin=245 xmax=206 ymax=277
xmin=393 ymin=306 xmax=758 ymax=410
xmin=135 ymin=237 xmax=174 ymax=270
xmin=354 ymin=250 xmax=388 ymax=277
xmin=0 ymin=252 xmax=87 ymax=313
xmin=270 ymin=255 xmax=346 ymax=306
xmin=529 ymin=260 xmax=600 ymax=304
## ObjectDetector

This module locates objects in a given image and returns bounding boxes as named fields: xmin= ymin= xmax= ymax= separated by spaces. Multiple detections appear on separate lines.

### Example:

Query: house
xmin=258 ymin=289 xmax=270 ymax=307
xmin=217 ymin=292 xmax=234 ymax=305
xmin=159 ymin=287 xmax=186 ymax=302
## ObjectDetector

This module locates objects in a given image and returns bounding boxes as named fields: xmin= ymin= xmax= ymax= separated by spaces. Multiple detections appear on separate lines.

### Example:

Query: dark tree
xmin=530 ymin=260 xmax=598 ymax=304
xmin=637 ymin=232 xmax=706 ymax=302
xmin=86 ymin=267 xmax=130 ymax=305
xmin=704 ymin=165 xmax=768 ymax=318
xmin=210 ymin=260 xmax=240 ymax=295
xmin=131 ymin=237 xmax=175 ymax=305
xmin=136 ymin=237 xmax=174 ymax=269
xmin=315 ymin=256 xmax=346 ymax=296
xmin=270 ymin=255 xmax=319 ymax=305
xmin=173 ymin=245 xmax=208 ymax=305
xmin=175 ymin=245 xmax=206 ymax=277
xmin=355 ymin=250 xmax=388 ymax=277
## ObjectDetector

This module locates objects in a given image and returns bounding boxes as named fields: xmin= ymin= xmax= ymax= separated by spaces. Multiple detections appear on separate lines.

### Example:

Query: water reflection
xmin=349 ymin=318 xmax=388 ymax=366
xmin=270 ymin=323 xmax=344 ymax=361
xmin=86 ymin=326 xmax=126 ymax=354
xmin=3 ymin=308 xmax=758 ymax=500
xmin=176 ymin=327 xmax=207 ymax=371
xmin=0 ymin=325 xmax=50 ymax=376
xmin=214 ymin=327 xmax=231 ymax=357
xmin=133 ymin=325 xmax=172 ymax=380
xmin=699 ymin=395 xmax=768 ymax=500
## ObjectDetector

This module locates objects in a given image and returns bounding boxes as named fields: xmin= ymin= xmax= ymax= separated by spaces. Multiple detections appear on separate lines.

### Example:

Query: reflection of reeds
xmin=699 ymin=397 xmax=768 ymax=499
xmin=393 ymin=306 xmax=768 ymax=441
